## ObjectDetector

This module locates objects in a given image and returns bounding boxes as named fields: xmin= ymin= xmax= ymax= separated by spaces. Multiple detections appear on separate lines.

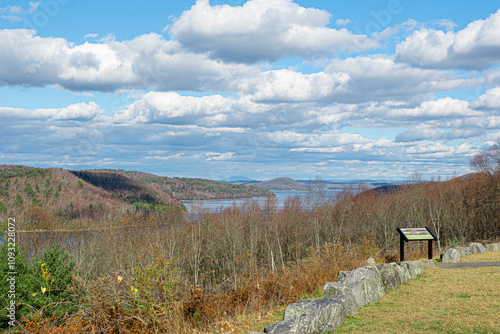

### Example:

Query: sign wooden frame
xmin=396 ymin=227 xmax=437 ymax=262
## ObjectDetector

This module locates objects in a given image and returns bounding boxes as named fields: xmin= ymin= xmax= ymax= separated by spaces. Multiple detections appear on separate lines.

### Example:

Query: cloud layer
xmin=1 ymin=1 xmax=499 ymax=180
xmin=0 ymin=29 xmax=256 ymax=92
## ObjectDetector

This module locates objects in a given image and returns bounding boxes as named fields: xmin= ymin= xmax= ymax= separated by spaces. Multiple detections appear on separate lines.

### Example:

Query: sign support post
xmin=400 ymin=233 xmax=405 ymax=262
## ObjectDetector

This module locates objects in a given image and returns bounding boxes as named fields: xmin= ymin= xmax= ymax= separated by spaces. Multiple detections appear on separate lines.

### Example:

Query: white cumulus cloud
xmin=170 ymin=0 xmax=378 ymax=63
xmin=471 ymin=87 xmax=500 ymax=109
xmin=396 ymin=9 xmax=500 ymax=69
xmin=113 ymin=92 xmax=235 ymax=124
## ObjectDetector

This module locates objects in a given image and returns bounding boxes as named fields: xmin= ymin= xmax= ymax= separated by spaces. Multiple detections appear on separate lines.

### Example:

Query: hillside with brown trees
xmin=99 ymin=169 xmax=274 ymax=200
xmin=0 ymin=166 xmax=183 ymax=228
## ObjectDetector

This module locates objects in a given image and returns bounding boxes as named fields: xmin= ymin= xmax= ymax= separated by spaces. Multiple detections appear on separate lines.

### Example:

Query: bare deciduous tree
xmin=470 ymin=140 xmax=500 ymax=192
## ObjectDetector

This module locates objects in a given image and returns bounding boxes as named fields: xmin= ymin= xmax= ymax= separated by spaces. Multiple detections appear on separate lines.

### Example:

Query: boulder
xmin=324 ymin=265 xmax=387 ymax=315
xmin=395 ymin=263 xmax=410 ymax=283
xmin=339 ymin=267 xmax=386 ymax=305
xmin=336 ymin=270 xmax=350 ymax=282
xmin=323 ymin=281 xmax=344 ymax=298
xmin=377 ymin=263 xmax=404 ymax=290
xmin=400 ymin=261 xmax=420 ymax=280
xmin=442 ymin=248 xmax=461 ymax=263
xmin=264 ymin=321 xmax=296 ymax=334
xmin=344 ymin=279 xmax=368 ymax=310
xmin=362 ymin=265 xmax=388 ymax=302
xmin=341 ymin=267 xmax=386 ymax=301
xmin=468 ymin=242 xmax=486 ymax=254
xmin=454 ymin=246 xmax=471 ymax=257
xmin=486 ymin=243 xmax=500 ymax=252
xmin=413 ymin=259 xmax=435 ymax=271
xmin=323 ymin=282 xmax=359 ymax=315
xmin=325 ymin=282 xmax=361 ymax=315
xmin=264 ymin=298 xmax=346 ymax=334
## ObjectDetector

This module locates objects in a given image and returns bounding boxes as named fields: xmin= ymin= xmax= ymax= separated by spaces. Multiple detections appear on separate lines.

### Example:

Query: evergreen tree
xmin=29 ymin=244 xmax=78 ymax=319
xmin=0 ymin=239 xmax=35 ymax=328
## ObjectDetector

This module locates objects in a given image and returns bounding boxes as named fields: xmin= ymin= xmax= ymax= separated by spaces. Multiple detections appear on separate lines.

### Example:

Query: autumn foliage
xmin=1 ymin=160 xmax=500 ymax=332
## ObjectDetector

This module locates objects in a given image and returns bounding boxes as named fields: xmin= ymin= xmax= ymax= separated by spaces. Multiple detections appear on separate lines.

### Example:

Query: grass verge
xmin=457 ymin=251 xmax=500 ymax=263
xmin=335 ymin=252 xmax=500 ymax=333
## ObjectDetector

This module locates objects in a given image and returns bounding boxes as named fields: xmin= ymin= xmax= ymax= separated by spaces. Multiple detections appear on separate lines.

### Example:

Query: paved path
xmin=436 ymin=262 xmax=500 ymax=269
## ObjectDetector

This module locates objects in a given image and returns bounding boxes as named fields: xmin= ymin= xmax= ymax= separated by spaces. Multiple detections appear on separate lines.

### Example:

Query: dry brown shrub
xmin=377 ymin=248 xmax=399 ymax=263
xmin=175 ymin=241 xmax=367 ymax=333
xmin=75 ymin=271 xmax=190 ymax=334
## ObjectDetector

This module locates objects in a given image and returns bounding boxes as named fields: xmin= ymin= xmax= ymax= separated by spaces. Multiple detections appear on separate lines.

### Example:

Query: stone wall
xmin=248 ymin=242 xmax=500 ymax=334
xmin=441 ymin=242 xmax=500 ymax=263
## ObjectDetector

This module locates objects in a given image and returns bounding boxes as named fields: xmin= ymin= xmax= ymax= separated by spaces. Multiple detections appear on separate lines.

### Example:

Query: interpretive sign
xmin=397 ymin=227 xmax=437 ymax=261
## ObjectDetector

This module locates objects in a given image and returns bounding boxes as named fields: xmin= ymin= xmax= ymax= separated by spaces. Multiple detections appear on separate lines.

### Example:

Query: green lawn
xmin=335 ymin=252 xmax=500 ymax=333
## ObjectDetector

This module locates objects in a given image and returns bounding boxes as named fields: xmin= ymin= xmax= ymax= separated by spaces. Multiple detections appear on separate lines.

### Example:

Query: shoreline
xmin=180 ymin=189 xmax=310 ymax=203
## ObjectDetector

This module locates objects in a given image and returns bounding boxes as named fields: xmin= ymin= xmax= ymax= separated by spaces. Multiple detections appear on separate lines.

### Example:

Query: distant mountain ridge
xmin=253 ymin=177 xmax=308 ymax=191
xmin=220 ymin=176 xmax=258 ymax=183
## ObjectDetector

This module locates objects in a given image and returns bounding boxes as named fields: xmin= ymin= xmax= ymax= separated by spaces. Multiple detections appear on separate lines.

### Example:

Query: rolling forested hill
xmin=0 ymin=165 xmax=182 ymax=225
xmin=100 ymin=169 xmax=274 ymax=200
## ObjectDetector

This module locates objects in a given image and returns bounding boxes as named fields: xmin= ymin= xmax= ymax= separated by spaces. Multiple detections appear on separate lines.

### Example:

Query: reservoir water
xmin=181 ymin=189 xmax=345 ymax=211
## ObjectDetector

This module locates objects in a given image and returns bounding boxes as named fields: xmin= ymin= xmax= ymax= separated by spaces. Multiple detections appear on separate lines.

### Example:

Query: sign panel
xmin=398 ymin=227 xmax=436 ymax=241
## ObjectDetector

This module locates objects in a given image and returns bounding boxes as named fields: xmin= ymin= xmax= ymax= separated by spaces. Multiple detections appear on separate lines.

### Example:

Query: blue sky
xmin=1 ymin=0 xmax=500 ymax=181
